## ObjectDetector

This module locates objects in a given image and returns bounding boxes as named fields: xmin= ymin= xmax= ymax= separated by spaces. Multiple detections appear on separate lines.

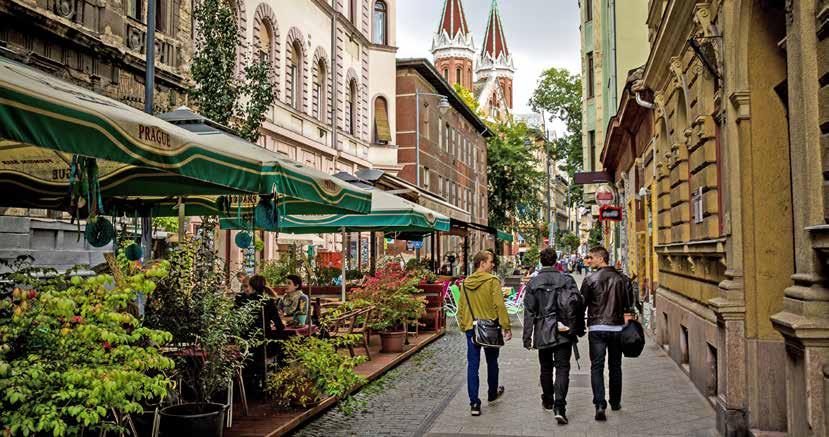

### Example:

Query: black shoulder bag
xmin=462 ymin=283 xmax=504 ymax=348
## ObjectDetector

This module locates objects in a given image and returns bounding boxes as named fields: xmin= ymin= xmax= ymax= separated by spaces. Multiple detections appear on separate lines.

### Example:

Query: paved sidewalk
xmin=426 ymin=273 xmax=717 ymax=437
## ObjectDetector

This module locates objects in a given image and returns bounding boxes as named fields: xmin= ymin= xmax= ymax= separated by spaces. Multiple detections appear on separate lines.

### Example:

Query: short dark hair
xmin=589 ymin=246 xmax=609 ymax=263
xmin=540 ymin=247 xmax=557 ymax=267
xmin=248 ymin=275 xmax=267 ymax=294
xmin=286 ymin=274 xmax=302 ymax=288
xmin=473 ymin=251 xmax=493 ymax=269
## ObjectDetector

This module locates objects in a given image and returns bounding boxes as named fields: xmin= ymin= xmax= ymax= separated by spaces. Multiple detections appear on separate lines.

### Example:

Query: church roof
xmin=481 ymin=0 xmax=509 ymax=60
xmin=437 ymin=0 xmax=470 ymax=37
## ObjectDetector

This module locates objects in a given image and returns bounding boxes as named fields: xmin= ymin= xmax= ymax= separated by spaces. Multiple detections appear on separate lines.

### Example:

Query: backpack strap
xmin=461 ymin=282 xmax=477 ymax=322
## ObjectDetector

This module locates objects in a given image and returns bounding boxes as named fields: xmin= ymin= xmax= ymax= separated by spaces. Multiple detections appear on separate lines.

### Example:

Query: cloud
xmin=396 ymin=0 xmax=581 ymax=113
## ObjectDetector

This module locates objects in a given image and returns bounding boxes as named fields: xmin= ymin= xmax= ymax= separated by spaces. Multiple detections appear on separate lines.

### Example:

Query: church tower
xmin=431 ymin=0 xmax=475 ymax=89
xmin=476 ymin=0 xmax=514 ymax=111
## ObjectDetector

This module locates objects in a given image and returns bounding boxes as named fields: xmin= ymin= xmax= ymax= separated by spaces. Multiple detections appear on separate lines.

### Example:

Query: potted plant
xmin=0 ymin=256 xmax=175 ymax=436
xmin=144 ymin=218 xmax=260 ymax=437
xmin=265 ymin=336 xmax=365 ymax=408
xmin=351 ymin=263 xmax=426 ymax=353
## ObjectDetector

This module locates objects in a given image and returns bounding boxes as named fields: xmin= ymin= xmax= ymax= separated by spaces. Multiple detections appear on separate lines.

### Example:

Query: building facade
xmin=395 ymin=58 xmax=491 ymax=272
xmin=218 ymin=0 xmax=401 ymax=268
xmin=600 ymin=1 xmax=829 ymax=436
xmin=0 ymin=0 xmax=194 ymax=269
xmin=579 ymin=0 xmax=649 ymax=208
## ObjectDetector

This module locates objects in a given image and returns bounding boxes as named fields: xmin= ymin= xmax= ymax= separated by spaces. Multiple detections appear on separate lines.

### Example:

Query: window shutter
xmin=374 ymin=98 xmax=392 ymax=142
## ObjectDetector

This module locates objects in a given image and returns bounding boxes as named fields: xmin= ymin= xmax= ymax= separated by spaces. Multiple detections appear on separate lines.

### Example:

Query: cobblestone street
xmin=294 ymin=274 xmax=719 ymax=437
xmin=293 ymin=328 xmax=468 ymax=437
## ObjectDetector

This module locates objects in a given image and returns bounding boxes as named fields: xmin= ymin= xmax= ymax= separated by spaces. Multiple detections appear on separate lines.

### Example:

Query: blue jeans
xmin=466 ymin=330 xmax=500 ymax=406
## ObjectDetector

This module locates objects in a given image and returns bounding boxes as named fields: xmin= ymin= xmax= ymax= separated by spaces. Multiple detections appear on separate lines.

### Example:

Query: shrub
xmin=0 ymin=257 xmax=174 ymax=436
xmin=265 ymin=336 xmax=365 ymax=408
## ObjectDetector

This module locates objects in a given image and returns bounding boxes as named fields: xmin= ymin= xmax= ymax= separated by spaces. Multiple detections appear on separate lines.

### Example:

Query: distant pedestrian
xmin=581 ymin=246 xmax=632 ymax=420
xmin=522 ymin=248 xmax=585 ymax=425
xmin=457 ymin=250 xmax=512 ymax=416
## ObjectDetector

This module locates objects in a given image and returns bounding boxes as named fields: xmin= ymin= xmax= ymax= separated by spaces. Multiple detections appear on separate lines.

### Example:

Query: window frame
xmin=372 ymin=1 xmax=388 ymax=45
xmin=586 ymin=52 xmax=595 ymax=98
xmin=585 ymin=0 xmax=593 ymax=22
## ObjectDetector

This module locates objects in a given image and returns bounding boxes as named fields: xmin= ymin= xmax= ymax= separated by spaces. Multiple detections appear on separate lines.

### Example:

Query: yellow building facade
xmin=599 ymin=1 xmax=829 ymax=435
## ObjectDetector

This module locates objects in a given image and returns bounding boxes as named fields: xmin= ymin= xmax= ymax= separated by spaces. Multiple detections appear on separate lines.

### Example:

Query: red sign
xmin=595 ymin=185 xmax=615 ymax=206
xmin=599 ymin=205 xmax=623 ymax=222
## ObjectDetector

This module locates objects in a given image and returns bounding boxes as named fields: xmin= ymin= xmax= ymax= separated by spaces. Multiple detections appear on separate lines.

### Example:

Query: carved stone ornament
xmin=127 ymin=26 xmax=144 ymax=52
xmin=687 ymin=256 xmax=697 ymax=273
xmin=56 ymin=0 xmax=75 ymax=18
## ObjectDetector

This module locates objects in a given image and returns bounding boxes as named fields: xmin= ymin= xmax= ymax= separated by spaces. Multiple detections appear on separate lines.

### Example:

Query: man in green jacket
xmin=458 ymin=250 xmax=512 ymax=416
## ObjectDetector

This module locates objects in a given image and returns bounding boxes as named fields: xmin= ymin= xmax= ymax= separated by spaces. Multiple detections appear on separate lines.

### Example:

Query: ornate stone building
xmin=217 ymin=0 xmax=401 ymax=268
xmin=0 ymin=0 xmax=193 ymax=270
xmin=0 ymin=0 xmax=192 ymax=110
xmin=601 ymin=1 xmax=829 ymax=435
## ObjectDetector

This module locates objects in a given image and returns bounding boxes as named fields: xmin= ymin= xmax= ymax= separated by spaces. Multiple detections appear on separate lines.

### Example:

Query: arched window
xmin=349 ymin=0 xmax=357 ymax=23
xmin=313 ymin=59 xmax=327 ymax=121
xmin=443 ymin=69 xmax=449 ymax=80
xmin=288 ymin=40 xmax=303 ymax=109
xmin=372 ymin=1 xmax=387 ymax=45
xmin=374 ymin=96 xmax=391 ymax=144
xmin=258 ymin=19 xmax=273 ymax=63
xmin=346 ymin=80 xmax=357 ymax=135
xmin=456 ymin=67 xmax=461 ymax=85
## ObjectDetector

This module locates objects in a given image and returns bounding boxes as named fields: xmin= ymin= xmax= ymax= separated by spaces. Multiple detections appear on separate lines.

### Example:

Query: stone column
xmin=770 ymin=1 xmax=829 ymax=436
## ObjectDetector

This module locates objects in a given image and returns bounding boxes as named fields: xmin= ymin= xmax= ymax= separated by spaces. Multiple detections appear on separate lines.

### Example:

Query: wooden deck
xmin=226 ymin=330 xmax=445 ymax=437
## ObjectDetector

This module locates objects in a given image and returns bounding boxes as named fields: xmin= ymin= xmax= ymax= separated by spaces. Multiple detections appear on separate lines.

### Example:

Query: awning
xmin=496 ymin=230 xmax=514 ymax=242
xmin=220 ymin=188 xmax=450 ymax=234
xmin=0 ymin=57 xmax=371 ymax=215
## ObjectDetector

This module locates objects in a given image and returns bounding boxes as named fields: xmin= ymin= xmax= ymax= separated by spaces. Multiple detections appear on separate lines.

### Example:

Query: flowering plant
xmin=350 ymin=262 xmax=426 ymax=332
xmin=0 ymin=256 xmax=174 ymax=436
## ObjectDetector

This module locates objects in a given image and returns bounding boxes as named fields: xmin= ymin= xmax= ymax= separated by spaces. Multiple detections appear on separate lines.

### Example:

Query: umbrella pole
xmin=341 ymin=227 xmax=347 ymax=303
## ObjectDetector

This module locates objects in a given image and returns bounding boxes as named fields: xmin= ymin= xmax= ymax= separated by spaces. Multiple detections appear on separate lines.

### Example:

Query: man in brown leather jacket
xmin=581 ymin=246 xmax=632 ymax=421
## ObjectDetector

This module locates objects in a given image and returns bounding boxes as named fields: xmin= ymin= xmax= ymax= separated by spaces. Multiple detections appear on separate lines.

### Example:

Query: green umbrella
xmin=220 ymin=188 xmax=450 ymax=234
xmin=0 ymin=57 xmax=371 ymax=215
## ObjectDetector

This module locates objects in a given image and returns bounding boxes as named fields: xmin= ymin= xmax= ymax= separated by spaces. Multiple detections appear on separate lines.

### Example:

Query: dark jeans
xmin=588 ymin=330 xmax=623 ymax=408
xmin=538 ymin=343 xmax=572 ymax=408
xmin=466 ymin=330 xmax=500 ymax=406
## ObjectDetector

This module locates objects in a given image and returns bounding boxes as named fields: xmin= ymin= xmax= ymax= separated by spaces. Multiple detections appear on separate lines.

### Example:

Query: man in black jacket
xmin=522 ymin=248 xmax=582 ymax=425
xmin=581 ymin=246 xmax=632 ymax=421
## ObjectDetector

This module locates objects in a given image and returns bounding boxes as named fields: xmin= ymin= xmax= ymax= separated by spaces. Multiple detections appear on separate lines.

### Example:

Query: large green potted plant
xmin=0 ymin=256 xmax=174 ymax=436
xmin=265 ymin=335 xmax=365 ymax=408
xmin=144 ymin=218 xmax=260 ymax=437
xmin=351 ymin=263 xmax=426 ymax=353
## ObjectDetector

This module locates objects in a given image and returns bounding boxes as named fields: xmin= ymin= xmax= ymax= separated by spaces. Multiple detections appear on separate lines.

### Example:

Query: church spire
xmin=431 ymin=0 xmax=475 ymax=88
xmin=481 ymin=0 xmax=509 ymax=60
xmin=437 ymin=0 xmax=470 ymax=38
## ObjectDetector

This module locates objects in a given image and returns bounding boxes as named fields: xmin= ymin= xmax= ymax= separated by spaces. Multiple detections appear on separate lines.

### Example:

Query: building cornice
xmin=642 ymin=0 xmax=696 ymax=92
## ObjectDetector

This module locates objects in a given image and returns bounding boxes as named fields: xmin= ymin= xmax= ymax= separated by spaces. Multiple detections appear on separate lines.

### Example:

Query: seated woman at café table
xmin=278 ymin=274 xmax=308 ymax=326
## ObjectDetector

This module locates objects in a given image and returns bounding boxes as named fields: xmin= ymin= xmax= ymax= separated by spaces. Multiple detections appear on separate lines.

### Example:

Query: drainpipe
xmin=635 ymin=91 xmax=656 ymax=165
xmin=331 ymin=6 xmax=339 ymax=154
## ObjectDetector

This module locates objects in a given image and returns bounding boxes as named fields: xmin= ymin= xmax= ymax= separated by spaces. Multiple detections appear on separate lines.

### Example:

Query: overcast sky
xmin=396 ymin=0 xmax=581 ymax=117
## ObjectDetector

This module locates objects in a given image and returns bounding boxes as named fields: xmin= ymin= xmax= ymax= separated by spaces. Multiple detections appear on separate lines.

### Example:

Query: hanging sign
xmin=599 ymin=205 xmax=623 ymax=222
xmin=595 ymin=184 xmax=615 ymax=206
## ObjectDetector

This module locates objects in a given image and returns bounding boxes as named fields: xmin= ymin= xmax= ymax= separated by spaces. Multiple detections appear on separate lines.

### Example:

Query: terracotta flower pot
xmin=379 ymin=330 xmax=406 ymax=353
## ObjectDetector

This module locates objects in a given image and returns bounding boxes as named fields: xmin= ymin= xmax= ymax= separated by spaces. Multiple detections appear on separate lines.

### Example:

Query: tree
xmin=530 ymin=67 xmax=584 ymax=206
xmin=453 ymin=83 xmax=481 ymax=116
xmin=191 ymin=0 xmax=275 ymax=142
xmin=486 ymin=121 xmax=546 ymax=232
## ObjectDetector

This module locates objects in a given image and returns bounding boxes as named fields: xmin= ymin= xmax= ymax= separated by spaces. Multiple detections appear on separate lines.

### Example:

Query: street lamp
xmin=415 ymin=90 xmax=451 ymax=186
